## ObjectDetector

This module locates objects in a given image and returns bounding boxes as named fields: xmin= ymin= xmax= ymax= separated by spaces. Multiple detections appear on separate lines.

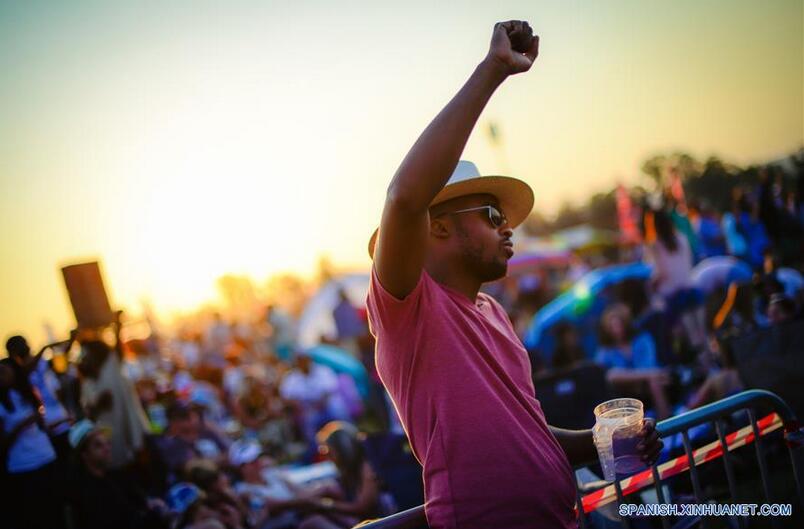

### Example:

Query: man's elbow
xmin=385 ymin=186 xmax=427 ymax=216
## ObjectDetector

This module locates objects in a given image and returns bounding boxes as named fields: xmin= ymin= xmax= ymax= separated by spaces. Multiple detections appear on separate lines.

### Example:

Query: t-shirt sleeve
xmin=365 ymin=266 xmax=426 ymax=336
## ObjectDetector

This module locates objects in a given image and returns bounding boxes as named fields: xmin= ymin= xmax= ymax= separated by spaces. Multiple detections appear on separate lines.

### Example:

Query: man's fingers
xmin=497 ymin=20 xmax=517 ymax=33
xmin=524 ymin=34 xmax=540 ymax=61
xmin=642 ymin=441 xmax=663 ymax=464
xmin=638 ymin=431 xmax=660 ymax=452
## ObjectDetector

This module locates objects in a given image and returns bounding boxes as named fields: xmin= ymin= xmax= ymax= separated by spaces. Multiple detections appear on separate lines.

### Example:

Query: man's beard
xmin=457 ymin=233 xmax=508 ymax=283
xmin=478 ymin=257 xmax=508 ymax=283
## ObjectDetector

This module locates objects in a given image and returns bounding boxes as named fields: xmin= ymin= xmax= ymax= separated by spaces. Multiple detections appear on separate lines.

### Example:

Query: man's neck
xmin=425 ymin=264 xmax=482 ymax=302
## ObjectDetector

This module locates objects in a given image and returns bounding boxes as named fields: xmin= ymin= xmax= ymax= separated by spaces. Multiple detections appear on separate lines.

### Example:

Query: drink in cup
xmin=592 ymin=398 xmax=644 ymax=481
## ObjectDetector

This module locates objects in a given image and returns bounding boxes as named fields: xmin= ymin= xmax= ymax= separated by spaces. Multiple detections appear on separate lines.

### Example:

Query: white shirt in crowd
xmin=279 ymin=364 xmax=339 ymax=406
xmin=279 ymin=363 xmax=349 ymax=420
xmin=646 ymin=234 xmax=693 ymax=297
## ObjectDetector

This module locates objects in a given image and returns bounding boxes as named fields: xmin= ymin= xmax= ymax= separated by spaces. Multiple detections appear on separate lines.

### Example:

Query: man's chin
xmin=483 ymin=262 xmax=508 ymax=283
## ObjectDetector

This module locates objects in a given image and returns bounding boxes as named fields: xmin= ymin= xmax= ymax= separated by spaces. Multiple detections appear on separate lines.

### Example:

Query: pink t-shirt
xmin=367 ymin=269 xmax=577 ymax=529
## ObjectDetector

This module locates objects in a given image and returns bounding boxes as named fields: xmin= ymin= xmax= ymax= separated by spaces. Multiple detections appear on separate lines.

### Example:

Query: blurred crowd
xmin=492 ymin=158 xmax=804 ymax=430
xmin=2 ymin=154 xmax=804 ymax=529
xmin=0 ymin=297 xmax=401 ymax=529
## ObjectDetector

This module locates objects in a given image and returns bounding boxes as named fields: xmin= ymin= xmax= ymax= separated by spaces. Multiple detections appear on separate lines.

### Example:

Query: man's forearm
xmin=386 ymin=59 xmax=508 ymax=209
xmin=550 ymin=426 xmax=597 ymax=467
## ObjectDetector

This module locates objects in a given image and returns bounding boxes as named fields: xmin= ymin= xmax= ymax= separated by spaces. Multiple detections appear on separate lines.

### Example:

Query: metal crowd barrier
xmin=359 ymin=390 xmax=804 ymax=529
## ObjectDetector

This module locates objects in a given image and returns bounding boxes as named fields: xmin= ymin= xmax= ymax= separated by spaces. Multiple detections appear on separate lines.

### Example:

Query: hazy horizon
xmin=2 ymin=0 xmax=802 ymax=345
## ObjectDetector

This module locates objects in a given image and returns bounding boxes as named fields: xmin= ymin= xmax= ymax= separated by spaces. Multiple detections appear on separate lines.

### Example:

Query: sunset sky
xmin=2 ymin=0 xmax=802 ymax=345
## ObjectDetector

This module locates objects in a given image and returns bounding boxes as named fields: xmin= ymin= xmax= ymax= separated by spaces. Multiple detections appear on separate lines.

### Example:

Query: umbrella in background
xmin=690 ymin=256 xmax=753 ymax=294
xmin=305 ymin=343 xmax=370 ymax=399
xmin=523 ymin=262 xmax=653 ymax=351
xmin=507 ymin=249 xmax=572 ymax=275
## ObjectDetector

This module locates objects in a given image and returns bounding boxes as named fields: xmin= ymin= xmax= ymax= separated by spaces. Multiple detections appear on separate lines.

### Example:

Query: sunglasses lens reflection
xmin=490 ymin=207 xmax=505 ymax=227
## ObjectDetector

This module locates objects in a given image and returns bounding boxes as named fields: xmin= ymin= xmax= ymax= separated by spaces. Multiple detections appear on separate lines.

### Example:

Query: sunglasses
xmin=442 ymin=205 xmax=508 ymax=228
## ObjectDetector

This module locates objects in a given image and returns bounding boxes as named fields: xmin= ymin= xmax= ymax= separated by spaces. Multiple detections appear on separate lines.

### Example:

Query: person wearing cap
xmin=168 ymin=482 xmax=225 ymax=529
xmin=67 ymin=419 xmax=168 ymax=529
xmin=366 ymin=20 xmax=662 ymax=529
xmin=229 ymin=439 xmax=313 ymax=528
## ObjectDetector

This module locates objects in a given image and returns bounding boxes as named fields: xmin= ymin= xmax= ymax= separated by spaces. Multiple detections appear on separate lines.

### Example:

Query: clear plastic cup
xmin=593 ymin=398 xmax=644 ymax=481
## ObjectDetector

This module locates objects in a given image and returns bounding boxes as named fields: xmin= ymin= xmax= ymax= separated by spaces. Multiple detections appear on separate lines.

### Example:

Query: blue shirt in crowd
xmin=595 ymin=332 xmax=659 ymax=370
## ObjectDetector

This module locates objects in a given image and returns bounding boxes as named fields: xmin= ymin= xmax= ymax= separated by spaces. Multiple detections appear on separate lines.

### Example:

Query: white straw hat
xmin=368 ymin=161 xmax=534 ymax=258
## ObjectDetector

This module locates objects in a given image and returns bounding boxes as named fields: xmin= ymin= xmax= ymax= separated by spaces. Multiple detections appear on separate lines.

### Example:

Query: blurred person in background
xmin=78 ymin=312 xmax=150 ymax=469
xmin=644 ymin=208 xmax=707 ymax=354
xmin=185 ymin=459 xmax=248 ymax=529
xmin=767 ymin=293 xmax=797 ymax=325
xmin=688 ymin=201 xmax=726 ymax=258
xmin=157 ymin=402 xmax=228 ymax=481
xmin=734 ymin=189 xmax=770 ymax=269
xmin=686 ymin=334 xmax=743 ymax=410
xmin=189 ymin=402 xmax=232 ymax=458
xmin=205 ymin=313 xmax=233 ymax=363
xmin=230 ymin=439 xmax=314 ymax=529
xmin=645 ymin=208 xmax=694 ymax=305
xmin=6 ymin=334 xmax=73 ymax=461
xmin=233 ymin=374 xmax=297 ymax=459
xmin=595 ymin=304 xmax=671 ymax=419
xmin=757 ymin=166 xmax=802 ymax=265
xmin=0 ymin=357 xmax=63 ymax=529
xmin=280 ymin=353 xmax=349 ymax=459
xmin=67 ymin=419 xmax=168 ymax=529
xmin=722 ymin=200 xmax=748 ymax=261
xmin=265 ymin=305 xmax=297 ymax=362
xmin=168 ymin=482 xmax=227 ymax=529
xmin=223 ymin=351 xmax=247 ymax=404
xmin=299 ymin=422 xmax=386 ymax=529
xmin=753 ymin=273 xmax=786 ymax=326
xmin=550 ymin=322 xmax=587 ymax=371
xmin=332 ymin=287 xmax=368 ymax=359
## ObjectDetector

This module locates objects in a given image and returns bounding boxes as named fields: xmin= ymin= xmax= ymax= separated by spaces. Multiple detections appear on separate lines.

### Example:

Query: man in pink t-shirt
xmin=366 ymin=21 xmax=662 ymax=529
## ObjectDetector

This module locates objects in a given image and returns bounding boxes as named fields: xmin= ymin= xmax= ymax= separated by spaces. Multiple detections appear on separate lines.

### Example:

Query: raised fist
xmin=487 ymin=20 xmax=540 ymax=76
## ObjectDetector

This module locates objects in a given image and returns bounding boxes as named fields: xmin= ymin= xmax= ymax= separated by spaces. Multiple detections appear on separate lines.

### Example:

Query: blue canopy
xmin=523 ymin=262 xmax=653 ymax=351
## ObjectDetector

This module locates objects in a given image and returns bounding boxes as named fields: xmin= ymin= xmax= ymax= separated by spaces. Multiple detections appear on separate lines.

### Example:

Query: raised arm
xmin=374 ymin=21 xmax=539 ymax=299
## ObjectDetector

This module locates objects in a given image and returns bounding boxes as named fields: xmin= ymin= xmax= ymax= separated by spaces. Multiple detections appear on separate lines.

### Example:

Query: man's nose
xmin=500 ymin=226 xmax=513 ymax=238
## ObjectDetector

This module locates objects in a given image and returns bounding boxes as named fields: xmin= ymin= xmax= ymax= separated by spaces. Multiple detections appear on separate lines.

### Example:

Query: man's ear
xmin=430 ymin=217 xmax=451 ymax=239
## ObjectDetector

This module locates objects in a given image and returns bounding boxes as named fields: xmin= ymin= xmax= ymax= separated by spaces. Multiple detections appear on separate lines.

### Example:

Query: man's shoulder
xmin=367 ymin=268 xmax=439 ymax=330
